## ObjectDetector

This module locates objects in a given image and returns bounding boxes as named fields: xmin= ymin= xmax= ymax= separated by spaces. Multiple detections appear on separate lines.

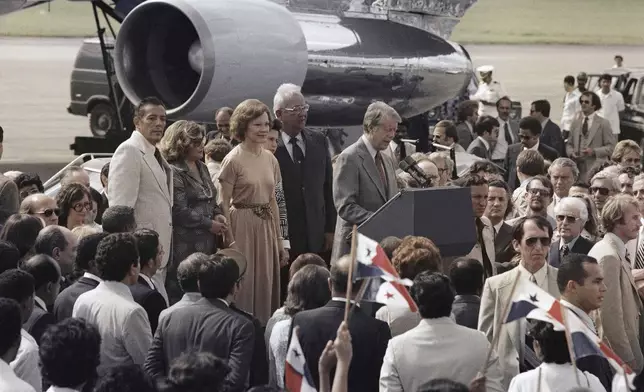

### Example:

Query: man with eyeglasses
xmin=478 ymin=215 xmax=560 ymax=390
xmin=589 ymin=194 xmax=644 ymax=373
xmin=548 ymin=197 xmax=594 ymax=268
xmin=507 ymin=175 xmax=557 ymax=230
xmin=565 ymin=91 xmax=616 ymax=183
xmin=19 ymin=193 xmax=59 ymax=226
xmin=589 ymin=171 xmax=618 ymax=216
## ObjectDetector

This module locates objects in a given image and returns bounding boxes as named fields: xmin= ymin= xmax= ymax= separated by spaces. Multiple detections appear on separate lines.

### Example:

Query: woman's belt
xmin=233 ymin=203 xmax=272 ymax=220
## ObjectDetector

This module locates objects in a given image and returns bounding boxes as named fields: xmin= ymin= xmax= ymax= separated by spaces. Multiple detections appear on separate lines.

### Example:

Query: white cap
xmin=477 ymin=65 xmax=494 ymax=74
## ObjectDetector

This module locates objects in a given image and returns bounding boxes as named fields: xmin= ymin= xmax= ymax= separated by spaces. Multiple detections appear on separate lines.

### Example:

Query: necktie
xmin=636 ymin=238 xmax=644 ymax=269
xmin=289 ymin=137 xmax=305 ymax=165
xmin=475 ymin=218 xmax=493 ymax=278
xmin=504 ymin=122 xmax=513 ymax=144
xmin=582 ymin=116 xmax=589 ymax=137
xmin=529 ymin=274 xmax=537 ymax=284
xmin=561 ymin=244 xmax=570 ymax=260
xmin=154 ymin=148 xmax=165 ymax=172
xmin=374 ymin=152 xmax=388 ymax=194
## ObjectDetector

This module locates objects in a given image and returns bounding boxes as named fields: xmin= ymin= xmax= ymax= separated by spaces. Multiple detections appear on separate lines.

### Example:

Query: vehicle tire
xmin=89 ymin=103 xmax=117 ymax=137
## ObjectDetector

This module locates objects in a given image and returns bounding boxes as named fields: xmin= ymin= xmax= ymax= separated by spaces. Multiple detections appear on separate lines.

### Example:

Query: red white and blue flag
xmin=353 ymin=232 xmax=417 ymax=312
xmin=505 ymin=275 xmax=635 ymax=383
xmin=284 ymin=329 xmax=317 ymax=392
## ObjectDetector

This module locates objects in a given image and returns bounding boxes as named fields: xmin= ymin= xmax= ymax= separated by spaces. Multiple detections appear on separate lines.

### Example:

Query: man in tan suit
xmin=589 ymin=194 xmax=644 ymax=373
xmin=478 ymin=216 xmax=560 ymax=390
xmin=565 ymin=91 xmax=616 ymax=183
xmin=108 ymin=97 xmax=173 ymax=303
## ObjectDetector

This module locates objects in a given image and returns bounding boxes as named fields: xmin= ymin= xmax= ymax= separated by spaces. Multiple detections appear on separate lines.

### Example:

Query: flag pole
xmin=480 ymin=270 xmax=522 ymax=376
xmin=344 ymin=225 xmax=358 ymax=322
xmin=561 ymin=307 xmax=581 ymax=386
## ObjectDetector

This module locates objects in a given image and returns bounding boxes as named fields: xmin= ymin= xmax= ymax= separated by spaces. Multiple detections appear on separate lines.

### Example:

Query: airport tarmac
xmin=1 ymin=37 xmax=644 ymax=180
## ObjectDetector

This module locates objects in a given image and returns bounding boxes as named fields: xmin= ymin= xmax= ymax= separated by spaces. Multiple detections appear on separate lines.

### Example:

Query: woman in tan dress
xmin=218 ymin=99 xmax=289 ymax=324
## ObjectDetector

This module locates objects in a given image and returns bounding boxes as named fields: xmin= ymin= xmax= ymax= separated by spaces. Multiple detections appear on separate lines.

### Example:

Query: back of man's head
xmin=449 ymin=258 xmax=484 ymax=296
xmin=0 ymin=269 xmax=35 ymax=322
xmin=75 ymin=232 xmax=110 ymax=273
xmin=379 ymin=236 xmax=402 ymax=260
xmin=34 ymin=225 xmax=69 ymax=257
xmin=516 ymin=149 xmax=545 ymax=177
xmin=20 ymin=254 xmax=61 ymax=293
xmin=94 ymin=233 xmax=139 ymax=282
xmin=0 ymin=298 xmax=22 ymax=360
xmin=289 ymin=253 xmax=327 ymax=279
xmin=0 ymin=240 xmax=20 ymax=274
xmin=198 ymin=254 xmax=239 ymax=299
xmin=177 ymin=253 xmax=209 ymax=294
xmin=93 ymin=364 xmax=156 ymax=392
xmin=411 ymin=271 xmax=454 ymax=319
xmin=330 ymin=255 xmax=363 ymax=296
xmin=101 ymin=206 xmax=136 ymax=233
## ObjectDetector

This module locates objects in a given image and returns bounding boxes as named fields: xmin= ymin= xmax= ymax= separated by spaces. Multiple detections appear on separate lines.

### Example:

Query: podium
xmin=358 ymin=187 xmax=477 ymax=257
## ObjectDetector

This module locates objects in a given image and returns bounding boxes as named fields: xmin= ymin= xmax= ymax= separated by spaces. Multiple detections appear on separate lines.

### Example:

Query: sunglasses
xmin=556 ymin=215 xmax=580 ymax=223
xmin=580 ymin=99 xmax=591 ymax=104
xmin=72 ymin=202 xmax=93 ymax=213
xmin=528 ymin=188 xmax=552 ymax=197
xmin=525 ymin=237 xmax=551 ymax=247
xmin=283 ymin=104 xmax=310 ymax=114
xmin=590 ymin=186 xmax=610 ymax=196
xmin=36 ymin=208 xmax=61 ymax=217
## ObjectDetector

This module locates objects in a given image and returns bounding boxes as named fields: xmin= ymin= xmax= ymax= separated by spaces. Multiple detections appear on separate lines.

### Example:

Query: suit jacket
xmin=451 ymin=295 xmax=481 ymax=330
xmin=274 ymin=129 xmax=336 ymax=256
xmin=548 ymin=236 xmax=595 ymax=268
xmin=494 ymin=222 xmax=516 ymax=268
xmin=331 ymin=137 xmax=398 ymax=261
xmin=540 ymin=119 xmax=566 ymax=157
xmin=456 ymin=121 xmax=474 ymax=150
xmin=382 ymin=141 xmax=416 ymax=164
xmin=23 ymin=299 xmax=55 ymax=345
xmin=229 ymin=304 xmax=268 ymax=388
xmin=290 ymin=300 xmax=391 ymax=392
xmin=565 ymin=113 xmax=616 ymax=182
xmin=504 ymin=143 xmax=560 ymax=190
xmin=380 ymin=317 xmax=504 ymax=392
xmin=443 ymin=217 xmax=496 ymax=277
xmin=144 ymin=297 xmax=255 ymax=392
xmin=0 ymin=173 xmax=19 ymax=225
xmin=129 ymin=276 xmax=167 ymax=334
xmin=466 ymin=137 xmax=492 ymax=160
xmin=108 ymin=131 xmax=173 ymax=270
xmin=53 ymin=275 xmax=100 ymax=321
xmin=478 ymin=264 xmax=560 ymax=389
xmin=588 ymin=234 xmax=644 ymax=373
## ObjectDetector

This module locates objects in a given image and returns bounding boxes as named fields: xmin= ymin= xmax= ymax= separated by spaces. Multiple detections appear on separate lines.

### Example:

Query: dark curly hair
xmin=55 ymin=183 xmax=91 ymax=229
xmin=161 ymin=351 xmax=231 ymax=392
xmin=94 ymin=233 xmax=139 ymax=282
xmin=284 ymin=265 xmax=331 ymax=316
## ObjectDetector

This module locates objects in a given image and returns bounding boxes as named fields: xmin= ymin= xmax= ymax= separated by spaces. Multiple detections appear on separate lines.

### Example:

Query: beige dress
xmin=218 ymin=145 xmax=281 ymax=324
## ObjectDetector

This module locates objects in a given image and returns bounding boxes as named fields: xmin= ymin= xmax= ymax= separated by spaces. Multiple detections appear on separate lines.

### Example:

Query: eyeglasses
xmin=580 ymin=99 xmax=591 ymax=104
xmin=283 ymin=105 xmax=310 ymax=114
xmin=556 ymin=215 xmax=580 ymax=223
xmin=72 ymin=202 xmax=92 ymax=213
xmin=590 ymin=186 xmax=610 ymax=196
xmin=36 ymin=208 xmax=61 ymax=217
xmin=528 ymin=188 xmax=552 ymax=197
xmin=525 ymin=237 xmax=551 ymax=247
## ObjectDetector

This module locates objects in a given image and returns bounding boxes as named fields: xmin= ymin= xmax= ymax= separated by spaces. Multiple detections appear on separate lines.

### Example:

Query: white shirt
xmin=34 ymin=296 xmax=46 ymax=311
xmin=10 ymin=329 xmax=41 ymax=392
xmin=596 ymin=89 xmax=625 ymax=134
xmin=281 ymin=131 xmax=306 ymax=161
xmin=523 ymin=140 xmax=540 ymax=152
xmin=560 ymin=299 xmax=597 ymax=334
xmin=560 ymin=236 xmax=579 ymax=251
xmin=492 ymin=118 xmax=513 ymax=160
xmin=83 ymin=272 xmax=102 ymax=283
xmin=561 ymin=90 xmax=581 ymax=130
xmin=476 ymin=136 xmax=491 ymax=152
xmin=0 ymin=359 xmax=35 ymax=392
xmin=508 ymin=362 xmax=605 ymax=392
xmin=361 ymin=135 xmax=379 ymax=162
xmin=72 ymin=281 xmax=152 ymax=376
xmin=494 ymin=221 xmax=504 ymax=236
xmin=472 ymin=81 xmax=506 ymax=117
xmin=518 ymin=262 xmax=548 ymax=289
xmin=138 ymin=273 xmax=155 ymax=290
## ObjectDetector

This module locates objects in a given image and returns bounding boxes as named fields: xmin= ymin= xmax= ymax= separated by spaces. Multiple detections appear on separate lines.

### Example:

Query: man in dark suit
xmin=144 ymin=254 xmax=255 ymax=392
xmin=331 ymin=102 xmax=400 ymax=261
xmin=505 ymin=116 xmax=559 ymax=190
xmin=484 ymin=180 xmax=516 ymax=270
xmin=467 ymin=115 xmax=499 ymax=160
xmin=548 ymin=196 xmax=595 ymax=268
xmin=290 ymin=255 xmax=391 ymax=392
xmin=53 ymin=232 xmax=108 ymax=321
xmin=491 ymin=97 xmax=520 ymax=166
xmin=131 ymin=229 xmax=167 ymax=333
xmin=20 ymin=254 xmax=60 ymax=344
xmin=34 ymin=225 xmax=78 ymax=292
xmin=455 ymin=100 xmax=479 ymax=150
xmin=531 ymin=100 xmax=566 ymax=156
xmin=558 ymin=254 xmax=613 ymax=390
xmin=449 ymin=258 xmax=483 ymax=329
xmin=273 ymin=84 xmax=337 ymax=288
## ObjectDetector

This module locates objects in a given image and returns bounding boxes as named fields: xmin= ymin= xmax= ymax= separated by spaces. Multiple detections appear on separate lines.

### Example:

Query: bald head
xmin=330 ymin=255 xmax=363 ymax=296
xmin=19 ymin=193 xmax=59 ymax=226
xmin=34 ymin=225 xmax=77 ymax=275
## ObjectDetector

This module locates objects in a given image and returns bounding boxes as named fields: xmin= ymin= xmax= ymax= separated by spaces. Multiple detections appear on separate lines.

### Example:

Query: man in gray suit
xmin=566 ymin=91 xmax=616 ymax=183
xmin=466 ymin=115 xmax=499 ymax=160
xmin=331 ymin=102 xmax=400 ymax=261
xmin=455 ymin=100 xmax=479 ymax=150
xmin=108 ymin=97 xmax=173 ymax=303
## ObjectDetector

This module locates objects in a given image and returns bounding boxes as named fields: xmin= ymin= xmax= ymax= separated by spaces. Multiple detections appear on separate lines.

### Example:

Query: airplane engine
xmin=114 ymin=0 xmax=309 ymax=122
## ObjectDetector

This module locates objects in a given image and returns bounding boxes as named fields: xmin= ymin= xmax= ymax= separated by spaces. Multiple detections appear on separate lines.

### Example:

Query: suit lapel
xmin=357 ymin=140 xmax=387 ymax=202
xmin=142 ymin=152 xmax=172 ymax=204
xmin=584 ymin=115 xmax=601 ymax=147
xmin=549 ymin=244 xmax=560 ymax=267
xmin=499 ymin=268 xmax=521 ymax=353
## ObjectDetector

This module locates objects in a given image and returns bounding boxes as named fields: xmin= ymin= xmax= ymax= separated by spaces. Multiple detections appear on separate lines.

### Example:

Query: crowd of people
xmin=0 ymin=58 xmax=641 ymax=392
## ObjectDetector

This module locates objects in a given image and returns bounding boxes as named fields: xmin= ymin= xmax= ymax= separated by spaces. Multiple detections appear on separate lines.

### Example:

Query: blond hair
xmin=159 ymin=120 xmax=205 ymax=162
xmin=601 ymin=194 xmax=639 ymax=232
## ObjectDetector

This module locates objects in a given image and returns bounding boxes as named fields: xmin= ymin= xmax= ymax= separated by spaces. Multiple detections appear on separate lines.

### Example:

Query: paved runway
xmin=1 ymin=37 xmax=644 ymax=180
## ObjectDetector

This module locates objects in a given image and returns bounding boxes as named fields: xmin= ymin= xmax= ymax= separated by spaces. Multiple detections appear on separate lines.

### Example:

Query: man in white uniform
xmin=596 ymin=73 xmax=625 ymax=135
xmin=472 ymin=65 xmax=506 ymax=118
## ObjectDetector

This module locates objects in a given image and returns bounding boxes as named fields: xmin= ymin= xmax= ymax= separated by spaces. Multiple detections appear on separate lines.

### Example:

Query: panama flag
xmin=284 ymin=330 xmax=317 ymax=392
xmin=353 ymin=232 xmax=417 ymax=312
xmin=505 ymin=275 xmax=635 ymax=381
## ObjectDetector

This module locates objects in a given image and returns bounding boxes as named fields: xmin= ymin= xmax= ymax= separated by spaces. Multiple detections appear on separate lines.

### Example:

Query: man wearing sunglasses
xmin=589 ymin=171 xmax=618 ymax=216
xmin=19 ymin=193 xmax=59 ymax=226
xmin=507 ymin=175 xmax=557 ymax=231
xmin=565 ymin=91 xmax=616 ymax=183
xmin=548 ymin=197 xmax=595 ymax=268
xmin=478 ymin=216 xmax=559 ymax=389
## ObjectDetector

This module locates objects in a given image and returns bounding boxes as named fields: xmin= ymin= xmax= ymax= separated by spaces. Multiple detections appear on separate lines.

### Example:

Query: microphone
xmin=399 ymin=156 xmax=431 ymax=188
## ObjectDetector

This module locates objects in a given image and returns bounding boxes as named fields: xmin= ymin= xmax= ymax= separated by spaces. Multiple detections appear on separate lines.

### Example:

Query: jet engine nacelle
xmin=115 ymin=0 xmax=472 ymax=125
